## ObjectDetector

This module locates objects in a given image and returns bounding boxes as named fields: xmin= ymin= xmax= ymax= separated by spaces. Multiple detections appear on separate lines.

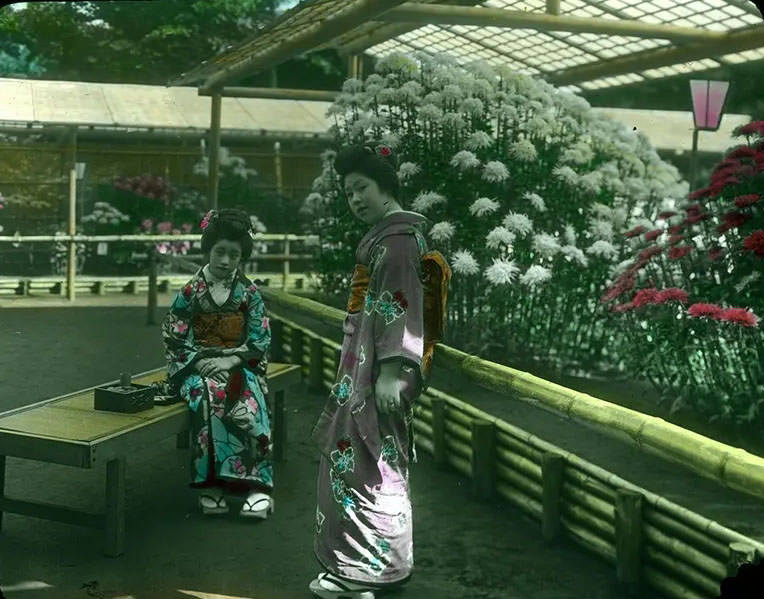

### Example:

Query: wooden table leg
xmin=104 ymin=457 xmax=125 ymax=557
xmin=0 ymin=455 xmax=5 ymax=532
xmin=273 ymin=389 xmax=286 ymax=462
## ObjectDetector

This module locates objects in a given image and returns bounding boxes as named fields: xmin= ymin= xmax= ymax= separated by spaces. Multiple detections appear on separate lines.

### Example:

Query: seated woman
xmin=161 ymin=208 xmax=273 ymax=518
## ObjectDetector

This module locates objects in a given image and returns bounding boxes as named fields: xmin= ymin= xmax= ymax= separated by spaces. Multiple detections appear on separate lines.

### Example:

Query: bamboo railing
xmin=259 ymin=288 xmax=763 ymax=598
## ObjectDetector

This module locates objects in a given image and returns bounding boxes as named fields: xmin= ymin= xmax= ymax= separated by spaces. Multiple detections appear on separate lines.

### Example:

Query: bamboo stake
xmin=495 ymin=462 xmax=542 ymax=500
xmin=431 ymin=397 xmax=447 ymax=468
xmin=563 ymin=467 xmax=616 ymax=503
xmin=472 ymin=421 xmax=496 ymax=500
xmin=727 ymin=541 xmax=758 ymax=577
xmin=643 ymin=509 xmax=728 ymax=563
xmin=560 ymin=501 xmax=615 ymax=543
xmin=560 ymin=481 xmax=615 ymax=524
xmin=496 ymin=447 xmax=542 ymax=483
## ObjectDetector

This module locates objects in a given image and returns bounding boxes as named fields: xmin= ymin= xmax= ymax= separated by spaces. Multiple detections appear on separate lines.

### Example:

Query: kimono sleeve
xmin=369 ymin=233 xmax=424 ymax=370
xmin=234 ymin=284 xmax=271 ymax=371
xmin=162 ymin=286 xmax=200 ymax=385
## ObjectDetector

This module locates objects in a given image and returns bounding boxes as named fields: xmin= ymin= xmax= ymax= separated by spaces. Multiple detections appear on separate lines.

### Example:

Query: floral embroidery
xmin=376 ymin=537 xmax=391 ymax=554
xmin=182 ymin=284 xmax=193 ymax=299
xmin=361 ymin=555 xmax=384 ymax=576
xmin=177 ymin=351 xmax=188 ymax=363
xmin=341 ymin=350 xmax=360 ymax=370
xmin=330 ymin=442 xmax=355 ymax=474
xmin=363 ymin=292 xmax=376 ymax=315
xmin=359 ymin=345 xmax=366 ymax=366
xmin=262 ymin=316 xmax=270 ymax=330
xmin=315 ymin=506 xmax=326 ymax=534
xmin=374 ymin=290 xmax=406 ymax=324
xmin=381 ymin=435 xmax=399 ymax=463
xmin=330 ymin=374 xmax=354 ymax=406
xmin=392 ymin=290 xmax=408 ymax=310
xmin=249 ymin=283 xmax=258 ymax=293
xmin=232 ymin=456 xmax=247 ymax=475
xmin=214 ymin=389 xmax=226 ymax=400
xmin=195 ymin=280 xmax=207 ymax=293
xmin=368 ymin=245 xmax=388 ymax=272
xmin=173 ymin=321 xmax=189 ymax=334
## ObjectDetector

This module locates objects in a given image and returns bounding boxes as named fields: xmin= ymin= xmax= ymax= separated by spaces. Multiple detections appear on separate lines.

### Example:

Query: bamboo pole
xmin=560 ymin=481 xmax=615 ymax=524
xmin=563 ymin=468 xmax=616 ymax=503
xmin=412 ymin=418 xmax=433 ymax=440
xmin=643 ymin=545 xmax=719 ymax=598
xmin=378 ymin=3 xmax=724 ymax=42
xmin=198 ymin=86 xmax=338 ymax=101
xmin=495 ymin=462 xmax=541 ymax=500
xmin=444 ymin=435 xmax=472 ymax=461
xmin=496 ymin=481 xmax=542 ymax=521
xmin=643 ymin=509 xmax=727 ymax=562
xmin=0 ymin=233 xmax=316 ymax=244
xmin=643 ymin=522 xmax=727 ymax=581
xmin=560 ymin=501 xmax=615 ymax=544
xmin=561 ymin=515 xmax=617 ymax=564
xmin=445 ymin=452 xmax=471 ymax=477
xmin=496 ymin=447 xmax=542 ymax=483
xmin=643 ymin=564 xmax=704 ymax=599
xmin=208 ymin=91 xmax=222 ymax=210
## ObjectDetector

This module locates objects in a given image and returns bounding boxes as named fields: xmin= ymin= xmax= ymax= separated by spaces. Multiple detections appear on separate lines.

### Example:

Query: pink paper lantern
xmin=690 ymin=80 xmax=729 ymax=131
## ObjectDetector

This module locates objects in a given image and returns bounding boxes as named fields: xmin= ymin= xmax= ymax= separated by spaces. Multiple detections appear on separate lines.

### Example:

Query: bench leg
xmin=104 ymin=458 xmax=125 ymax=557
xmin=176 ymin=431 xmax=190 ymax=449
xmin=273 ymin=389 xmax=286 ymax=462
xmin=0 ymin=455 xmax=5 ymax=532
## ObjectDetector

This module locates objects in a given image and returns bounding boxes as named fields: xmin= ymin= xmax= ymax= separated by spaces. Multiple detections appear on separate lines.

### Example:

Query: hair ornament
xmin=200 ymin=209 xmax=217 ymax=231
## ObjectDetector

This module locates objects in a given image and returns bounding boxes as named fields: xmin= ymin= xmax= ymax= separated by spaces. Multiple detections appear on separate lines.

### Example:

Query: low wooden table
xmin=0 ymin=362 xmax=301 ymax=556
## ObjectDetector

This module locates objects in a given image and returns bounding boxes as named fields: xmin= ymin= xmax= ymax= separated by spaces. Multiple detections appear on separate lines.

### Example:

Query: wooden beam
xmin=203 ymin=0 xmax=408 ymax=89
xmin=548 ymin=25 xmax=764 ymax=87
xmin=208 ymin=91 xmax=222 ymax=211
xmin=198 ymin=86 xmax=337 ymax=101
xmin=377 ymin=3 xmax=727 ymax=43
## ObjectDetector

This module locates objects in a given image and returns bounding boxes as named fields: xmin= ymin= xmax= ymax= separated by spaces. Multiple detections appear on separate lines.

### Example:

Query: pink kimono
xmin=312 ymin=211 xmax=432 ymax=588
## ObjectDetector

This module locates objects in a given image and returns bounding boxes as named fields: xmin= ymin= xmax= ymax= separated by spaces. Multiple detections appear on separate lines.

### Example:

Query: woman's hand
xmin=375 ymin=371 xmax=401 ymax=415
xmin=197 ymin=356 xmax=241 ymax=378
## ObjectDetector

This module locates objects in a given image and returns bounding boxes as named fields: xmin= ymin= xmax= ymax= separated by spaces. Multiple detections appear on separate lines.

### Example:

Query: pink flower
xmin=638 ymin=246 xmax=663 ymax=261
xmin=214 ymin=389 xmax=226 ymax=400
xmin=742 ymin=231 xmax=764 ymax=258
xmin=687 ymin=303 xmax=724 ymax=319
xmin=612 ymin=302 xmax=635 ymax=313
xmin=249 ymin=284 xmax=258 ymax=293
xmin=183 ymin=284 xmax=193 ymax=298
xmin=668 ymin=224 xmax=684 ymax=234
xmin=200 ymin=210 xmax=214 ymax=230
xmin=195 ymin=280 xmax=207 ymax=293
xmin=379 ymin=146 xmax=391 ymax=157
xmin=723 ymin=211 xmax=751 ymax=229
xmin=246 ymin=397 xmax=259 ymax=412
xmin=719 ymin=308 xmax=759 ymax=328
xmin=190 ymin=387 xmax=201 ymax=398
xmin=173 ymin=321 xmax=188 ymax=334
xmin=632 ymin=288 xmax=660 ymax=308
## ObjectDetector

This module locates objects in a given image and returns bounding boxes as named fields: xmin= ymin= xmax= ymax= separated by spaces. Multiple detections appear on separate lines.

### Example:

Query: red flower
xmin=190 ymin=388 xmax=201 ymax=397
xmin=688 ymin=303 xmax=724 ymax=319
xmin=655 ymin=288 xmax=689 ymax=304
xmin=720 ymin=308 xmax=759 ymax=328
xmin=644 ymin=229 xmax=663 ymax=241
xmin=687 ymin=212 xmax=710 ymax=224
xmin=715 ymin=223 xmax=731 ymax=234
xmin=668 ymin=234 xmax=684 ymax=246
xmin=625 ymin=225 xmax=647 ymax=238
xmin=708 ymin=246 xmax=724 ymax=261
xmin=734 ymin=194 xmax=761 ymax=208
xmin=631 ymin=288 xmax=660 ymax=308
xmin=379 ymin=146 xmax=391 ymax=157
xmin=734 ymin=121 xmax=764 ymax=137
xmin=668 ymin=224 xmax=684 ymax=234
xmin=689 ymin=188 xmax=711 ymax=201
xmin=337 ymin=438 xmax=352 ymax=452
xmin=638 ymin=246 xmax=663 ymax=261
xmin=183 ymin=284 xmax=193 ymax=298
xmin=658 ymin=211 xmax=678 ymax=219
xmin=723 ymin=211 xmax=751 ymax=229
xmin=215 ymin=389 xmax=226 ymax=400
xmin=669 ymin=245 xmax=693 ymax=260
xmin=742 ymin=231 xmax=764 ymax=257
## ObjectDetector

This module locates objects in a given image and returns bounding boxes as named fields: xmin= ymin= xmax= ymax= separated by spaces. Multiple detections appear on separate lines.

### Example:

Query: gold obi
xmin=192 ymin=311 xmax=245 ymax=348
xmin=347 ymin=263 xmax=371 ymax=313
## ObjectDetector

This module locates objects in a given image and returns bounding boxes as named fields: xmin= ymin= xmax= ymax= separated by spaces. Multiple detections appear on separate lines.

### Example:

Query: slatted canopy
xmin=168 ymin=0 xmax=764 ymax=95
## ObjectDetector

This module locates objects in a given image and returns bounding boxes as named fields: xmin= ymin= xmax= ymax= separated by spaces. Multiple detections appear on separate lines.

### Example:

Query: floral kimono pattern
xmin=312 ymin=211 xmax=430 ymax=587
xmin=162 ymin=268 xmax=272 ymax=494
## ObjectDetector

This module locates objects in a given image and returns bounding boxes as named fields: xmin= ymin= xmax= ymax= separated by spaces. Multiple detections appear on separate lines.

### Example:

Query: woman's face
xmin=208 ymin=239 xmax=242 ymax=278
xmin=344 ymin=173 xmax=399 ymax=226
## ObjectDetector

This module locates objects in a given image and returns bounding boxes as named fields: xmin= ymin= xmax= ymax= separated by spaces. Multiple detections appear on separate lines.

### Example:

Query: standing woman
xmin=162 ymin=208 xmax=274 ymax=518
xmin=310 ymin=143 xmax=438 ymax=598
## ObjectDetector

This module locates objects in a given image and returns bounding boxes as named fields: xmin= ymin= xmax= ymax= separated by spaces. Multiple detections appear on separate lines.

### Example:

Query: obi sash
xmin=192 ymin=312 xmax=246 ymax=348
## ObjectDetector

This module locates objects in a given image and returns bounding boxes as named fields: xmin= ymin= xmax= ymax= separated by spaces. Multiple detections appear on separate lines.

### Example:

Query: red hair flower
xmin=668 ymin=224 xmax=684 ymax=234
xmin=658 ymin=211 xmax=678 ymax=219
xmin=379 ymin=146 xmax=391 ymax=157
xmin=638 ymin=246 xmax=663 ymax=261
xmin=742 ymin=231 xmax=764 ymax=257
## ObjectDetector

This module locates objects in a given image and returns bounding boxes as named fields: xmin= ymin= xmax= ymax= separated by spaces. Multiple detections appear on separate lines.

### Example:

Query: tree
xmin=0 ymin=0 xmax=346 ymax=88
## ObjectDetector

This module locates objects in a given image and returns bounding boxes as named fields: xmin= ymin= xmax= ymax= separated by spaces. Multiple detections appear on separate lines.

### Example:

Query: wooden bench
xmin=0 ymin=362 xmax=301 ymax=557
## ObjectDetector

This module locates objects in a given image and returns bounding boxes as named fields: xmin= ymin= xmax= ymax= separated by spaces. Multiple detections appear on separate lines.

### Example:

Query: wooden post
xmin=104 ymin=457 xmax=125 ymax=557
xmin=208 ymin=91 xmax=222 ymax=210
xmin=67 ymin=169 xmax=77 ymax=301
xmin=146 ymin=248 xmax=158 ymax=325
xmin=471 ymin=420 xmax=496 ymax=500
xmin=541 ymin=453 xmax=565 ymax=541
xmin=615 ymin=489 xmax=643 ymax=594
xmin=274 ymin=141 xmax=283 ymax=196
xmin=308 ymin=336 xmax=324 ymax=392
xmin=727 ymin=541 xmax=757 ymax=577
xmin=270 ymin=319 xmax=284 ymax=362
xmin=291 ymin=326 xmax=304 ymax=367
xmin=431 ymin=397 xmax=447 ymax=468
xmin=282 ymin=235 xmax=290 ymax=292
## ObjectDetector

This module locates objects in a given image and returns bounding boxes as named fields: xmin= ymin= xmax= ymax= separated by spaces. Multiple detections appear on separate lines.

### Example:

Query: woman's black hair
xmin=200 ymin=208 xmax=254 ymax=259
xmin=333 ymin=141 xmax=400 ymax=200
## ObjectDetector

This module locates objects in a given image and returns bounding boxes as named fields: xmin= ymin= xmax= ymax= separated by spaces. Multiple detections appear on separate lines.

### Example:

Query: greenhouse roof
xmin=0 ymin=78 xmax=332 ymax=139
xmin=0 ymin=77 xmax=751 ymax=154
xmin=170 ymin=0 xmax=764 ymax=95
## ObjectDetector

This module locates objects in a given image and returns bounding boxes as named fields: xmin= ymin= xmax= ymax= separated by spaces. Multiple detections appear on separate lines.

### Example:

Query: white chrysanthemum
xmin=398 ymin=162 xmax=421 ymax=180
xmin=429 ymin=221 xmax=455 ymax=242
xmin=597 ymin=161 xmax=620 ymax=180
xmin=304 ymin=192 xmax=324 ymax=209
xmin=376 ymin=88 xmax=397 ymax=105
xmin=532 ymin=233 xmax=561 ymax=258
xmin=466 ymin=131 xmax=493 ymax=151
xmin=364 ymin=73 xmax=384 ymax=89
xmin=503 ymin=212 xmax=533 ymax=236
xmin=552 ymin=165 xmax=578 ymax=186
xmin=380 ymin=132 xmax=400 ymax=149
xmin=520 ymin=264 xmax=552 ymax=288
xmin=451 ymin=250 xmax=480 ymax=276
xmin=375 ymin=53 xmax=419 ymax=76
xmin=341 ymin=78 xmax=364 ymax=94
xmin=483 ymin=161 xmax=510 ymax=183
xmin=510 ymin=139 xmax=538 ymax=162
xmin=624 ymin=177 xmax=649 ymax=201
xmin=563 ymin=224 xmax=577 ymax=246
xmin=589 ymin=219 xmax=614 ymax=242
xmin=442 ymin=84 xmax=464 ymax=102
xmin=561 ymin=245 xmax=588 ymax=267
xmin=486 ymin=226 xmax=516 ymax=250
xmin=423 ymin=91 xmax=444 ymax=106
xmin=590 ymin=203 xmax=613 ymax=220
xmin=469 ymin=197 xmax=500 ymax=217
xmin=560 ymin=147 xmax=587 ymax=165
xmin=526 ymin=115 xmax=553 ymax=137
xmin=484 ymin=258 xmax=520 ymax=286
xmin=412 ymin=191 xmax=447 ymax=212
xmin=523 ymin=191 xmax=546 ymax=212
xmin=418 ymin=104 xmax=444 ymax=123
xmin=658 ymin=197 xmax=677 ymax=213
xmin=470 ymin=78 xmax=494 ymax=98
xmin=442 ymin=112 xmax=467 ymax=130
xmin=460 ymin=97 xmax=485 ymax=116
xmin=586 ymin=240 xmax=618 ymax=260
xmin=450 ymin=150 xmax=480 ymax=170
xmin=611 ymin=207 xmax=629 ymax=229
xmin=558 ymin=116 xmax=581 ymax=134
xmin=497 ymin=105 xmax=519 ymax=121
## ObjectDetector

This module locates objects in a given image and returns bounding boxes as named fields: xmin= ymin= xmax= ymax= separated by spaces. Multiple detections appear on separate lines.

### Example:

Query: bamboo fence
xmin=260 ymin=288 xmax=764 ymax=599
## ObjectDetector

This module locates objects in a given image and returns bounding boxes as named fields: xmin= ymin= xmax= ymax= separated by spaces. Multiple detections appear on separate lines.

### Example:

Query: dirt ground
xmin=0 ymin=304 xmax=629 ymax=599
